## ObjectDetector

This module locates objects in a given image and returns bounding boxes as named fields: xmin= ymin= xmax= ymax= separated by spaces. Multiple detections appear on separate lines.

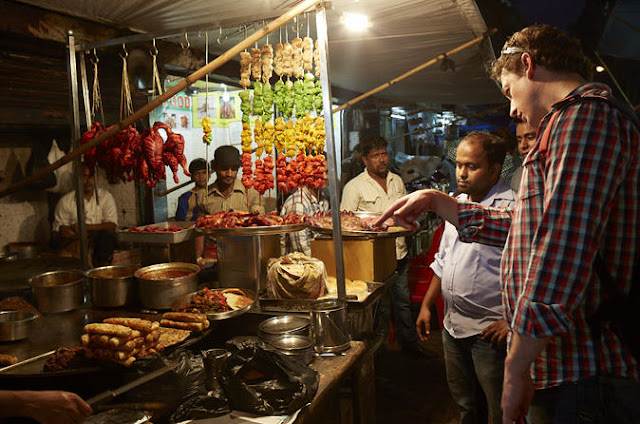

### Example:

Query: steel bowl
xmin=268 ymin=334 xmax=315 ymax=364
xmin=30 ymin=269 xmax=86 ymax=313
xmin=135 ymin=262 xmax=200 ymax=310
xmin=258 ymin=315 xmax=310 ymax=342
xmin=0 ymin=310 xmax=38 ymax=342
xmin=87 ymin=265 xmax=137 ymax=308
xmin=7 ymin=242 xmax=40 ymax=259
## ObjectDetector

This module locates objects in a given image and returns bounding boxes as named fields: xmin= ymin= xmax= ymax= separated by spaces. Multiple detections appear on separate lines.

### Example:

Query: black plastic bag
xmin=220 ymin=346 xmax=319 ymax=415
xmin=167 ymin=350 xmax=230 ymax=423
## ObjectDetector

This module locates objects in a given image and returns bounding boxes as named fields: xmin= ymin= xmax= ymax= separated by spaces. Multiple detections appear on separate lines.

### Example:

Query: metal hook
xmin=120 ymin=43 xmax=128 ymax=59
xmin=217 ymin=26 xmax=222 ymax=44
xmin=150 ymin=39 xmax=159 ymax=57
xmin=180 ymin=33 xmax=190 ymax=50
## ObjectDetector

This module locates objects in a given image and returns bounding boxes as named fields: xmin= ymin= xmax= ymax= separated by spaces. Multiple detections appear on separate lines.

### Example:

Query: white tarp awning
xmin=16 ymin=0 xmax=505 ymax=105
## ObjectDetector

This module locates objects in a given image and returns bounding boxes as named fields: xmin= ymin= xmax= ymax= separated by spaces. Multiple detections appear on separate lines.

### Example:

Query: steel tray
xmin=170 ymin=289 xmax=256 ymax=321
xmin=117 ymin=221 xmax=196 ymax=244
xmin=308 ymin=211 xmax=414 ymax=238
xmin=196 ymin=223 xmax=305 ymax=237
xmin=258 ymin=281 xmax=386 ymax=312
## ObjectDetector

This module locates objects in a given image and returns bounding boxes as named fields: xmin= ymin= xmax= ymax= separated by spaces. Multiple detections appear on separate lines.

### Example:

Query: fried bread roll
xmin=84 ymin=323 xmax=132 ymax=338
xmin=103 ymin=317 xmax=158 ymax=333
xmin=162 ymin=312 xmax=208 ymax=323
xmin=160 ymin=319 xmax=205 ymax=332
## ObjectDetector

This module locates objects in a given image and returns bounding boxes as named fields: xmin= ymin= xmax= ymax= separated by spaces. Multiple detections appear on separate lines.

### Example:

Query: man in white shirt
xmin=418 ymin=131 xmax=515 ymax=424
xmin=52 ymin=164 xmax=118 ymax=266
xmin=341 ymin=134 xmax=425 ymax=355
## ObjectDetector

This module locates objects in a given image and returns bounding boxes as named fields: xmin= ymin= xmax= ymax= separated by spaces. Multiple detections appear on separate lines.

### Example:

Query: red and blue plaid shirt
xmin=456 ymin=83 xmax=640 ymax=389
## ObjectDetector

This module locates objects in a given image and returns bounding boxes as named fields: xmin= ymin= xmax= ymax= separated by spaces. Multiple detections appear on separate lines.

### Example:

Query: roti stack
xmin=82 ymin=317 xmax=161 ymax=367
xmin=160 ymin=312 xmax=209 ymax=332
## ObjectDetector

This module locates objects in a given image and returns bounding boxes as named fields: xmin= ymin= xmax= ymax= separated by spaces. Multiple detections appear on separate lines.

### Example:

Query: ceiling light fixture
xmin=342 ymin=12 xmax=369 ymax=31
xmin=595 ymin=65 xmax=605 ymax=73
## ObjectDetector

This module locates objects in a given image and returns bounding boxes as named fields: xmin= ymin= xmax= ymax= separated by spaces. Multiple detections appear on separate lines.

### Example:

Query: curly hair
xmin=490 ymin=25 xmax=592 ymax=81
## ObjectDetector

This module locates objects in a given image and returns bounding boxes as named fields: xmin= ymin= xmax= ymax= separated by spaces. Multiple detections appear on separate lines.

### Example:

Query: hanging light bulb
xmin=341 ymin=12 xmax=369 ymax=31
xmin=221 ymin=83 xmax=230 ymax=101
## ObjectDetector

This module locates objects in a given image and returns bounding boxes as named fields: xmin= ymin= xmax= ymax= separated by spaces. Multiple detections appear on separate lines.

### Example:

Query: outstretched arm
xmin=375 ymin=189 xmax=459 ymax=229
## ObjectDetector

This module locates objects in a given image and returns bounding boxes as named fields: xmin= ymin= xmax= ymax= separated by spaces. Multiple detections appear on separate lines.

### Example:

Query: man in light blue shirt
xmin=417 ymin=131 xmax=515 ymax=424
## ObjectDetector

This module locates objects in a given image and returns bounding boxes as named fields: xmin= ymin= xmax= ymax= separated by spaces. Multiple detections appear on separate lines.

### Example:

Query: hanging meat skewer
xmin=282 ymin=42 xmax=293 ymax=78
xmin=273 ymin=43 xmax=284 ymax=77
xmin=313 ymin=39 xmax=322 ymax=78
xmin=250 ymin=47 xmax=262 ymax=81
xmin=303 ymin=37 xmax=313 ymax=71
xmin=261 ymin=44 xmax=273 ymax=83
xmin=239 ymin=51 xmax=252 ymax=89
xmin=291 ymin=37 xmax=304 ymax=79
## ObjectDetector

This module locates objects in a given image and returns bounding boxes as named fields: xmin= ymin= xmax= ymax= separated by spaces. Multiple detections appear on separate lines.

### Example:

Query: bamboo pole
xmin=154 ymin=180 xmax=193 ymax=197
xmin=0 ymin=0 xmax=321 ymax=199
xmin=332 ymin=28 xmax=497 ymax=114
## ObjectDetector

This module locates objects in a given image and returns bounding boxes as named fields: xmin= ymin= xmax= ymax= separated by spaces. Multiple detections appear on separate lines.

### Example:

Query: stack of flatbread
xmin=160 ymin=312 xmax=210 ymax=332
xmin=324 ymin=277 xmax=370 ymax=301
xmin=81 ymin=317 xmax=161 ymax=367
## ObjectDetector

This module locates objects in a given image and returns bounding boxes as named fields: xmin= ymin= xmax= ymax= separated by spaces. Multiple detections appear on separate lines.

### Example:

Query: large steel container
xmin=30 ymin=269 xmax=86 ymax=313
xmin=87 ymin=265 xmax=137 ymax=308
xmin=135 ymin=262 xmax=199 ymax=310
xmin=216 ymin=234 xmax=281 ymax=293
xmin=309 ymin=299 xmax=351 ymax=354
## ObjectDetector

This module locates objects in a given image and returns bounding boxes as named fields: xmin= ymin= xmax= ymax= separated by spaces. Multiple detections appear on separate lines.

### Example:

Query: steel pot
xmin=135 ymin=262 xmax=200 ymax=310
xmin=258 ymin=315 xmax=310 ymax=342
xmin=87 ymin=265 xmax=137 ymax=308
xmin=309 ymin=299 xmax=351 ymax=354
xmin=30 ymin=269 xmax=85 ymax=313
xmin=7 ymin=242 xmax=40 ymax=259
xmin=269 ymin=334 xmax=315 ymax=364
xmin=0 ymin=310 xmax=38 ymax=342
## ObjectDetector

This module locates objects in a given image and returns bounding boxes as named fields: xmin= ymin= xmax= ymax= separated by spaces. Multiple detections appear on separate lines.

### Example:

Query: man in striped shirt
xmin=377 ymin=25 xmax=639 ymax=423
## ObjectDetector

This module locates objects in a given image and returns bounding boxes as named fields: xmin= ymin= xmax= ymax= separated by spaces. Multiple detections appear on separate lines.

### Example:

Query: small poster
xmin=193 ymin=93 xmax=219 ymax=128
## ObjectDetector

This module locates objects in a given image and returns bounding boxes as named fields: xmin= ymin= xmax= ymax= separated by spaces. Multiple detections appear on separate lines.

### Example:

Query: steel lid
xmin=258 ymin=315 xmax=310 ymax=335
xmin=269 ymin=334 xmax=313 ymax=351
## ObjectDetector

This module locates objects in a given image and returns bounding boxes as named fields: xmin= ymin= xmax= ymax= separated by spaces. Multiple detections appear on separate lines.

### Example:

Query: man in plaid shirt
xmin=377 ymin=25 xmax=639 ymax=423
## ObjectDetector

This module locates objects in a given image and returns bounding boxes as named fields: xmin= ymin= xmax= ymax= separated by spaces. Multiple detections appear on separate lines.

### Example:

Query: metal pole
xmin=79 ymin=51 xmax=100 ymax=205
xmin=66 ymin=31 xmax=89 ymax=269
xmin=316 ymin=3 xmax=346 ymax=301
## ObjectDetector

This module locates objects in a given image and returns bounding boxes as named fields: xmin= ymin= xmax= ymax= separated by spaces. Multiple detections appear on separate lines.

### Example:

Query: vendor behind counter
xmin=51 ymin=163 xmax=117 ymax=268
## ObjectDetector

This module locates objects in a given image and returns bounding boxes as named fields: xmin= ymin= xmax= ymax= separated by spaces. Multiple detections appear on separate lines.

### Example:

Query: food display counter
xmin=0 ymin=302 xmax=376 ymax=424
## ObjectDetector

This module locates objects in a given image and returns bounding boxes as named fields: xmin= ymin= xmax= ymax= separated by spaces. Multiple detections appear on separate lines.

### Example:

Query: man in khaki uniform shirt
xmin=203 ymin=145 xmax=264 ymax=214
xmin=341 ymin=134 xmax=426 ymax=356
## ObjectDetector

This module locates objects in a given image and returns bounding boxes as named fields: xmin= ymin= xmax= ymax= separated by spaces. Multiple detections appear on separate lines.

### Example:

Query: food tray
xmin=117 ymin=221 xmax=196 ymax=244
xmin=196 ymin=223 xmax=305 ymax=237
xmin=258 ymin=281 xmax=386 ymax=312
xmin=309 ymin=211 xmax=414 ymax=238
xmin=309 ymin=225 xmax=414 ymax=239
xmin=170 ymin=289 xmax=256 ymax=321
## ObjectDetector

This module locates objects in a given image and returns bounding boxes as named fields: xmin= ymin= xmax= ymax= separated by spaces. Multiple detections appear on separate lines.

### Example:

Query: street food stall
xmin=0 ymin=0 xmax=510 ymax=421
xmin=0 ymin=2 xmax=398 ymax=422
